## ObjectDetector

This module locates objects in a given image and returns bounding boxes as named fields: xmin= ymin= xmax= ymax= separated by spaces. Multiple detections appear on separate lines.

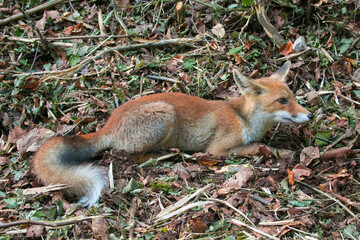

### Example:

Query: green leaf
xmin=353 ymin=90 xmax=360 ymax=99
xmin=122 ymin=178 xmax=144 ymax=194
xmin=315 ymin=131 xmax=332 ymax=147
xmin=183 ymin=58 xmax=196 ymax=70
xmin=338 ymin=38 xmax=353 ymax=55
xmin=228 ymin=3 xmax=238 ymax=9
xmin=139 ymin=157 xmax=158 ymax=168
xmin=4 ymin=198 xmax=17 ymax=208
xmin=69 ymin=54 xmax=81 ymax=67
xmin=228 ymin=46 xmax=243 ymax=55
xmin=44 ymin=63 xmax=52 ymax=71
xmin=242 ymin=0 xmax=254 ymax=6
xmin=77 ymin=46 xmax=89 ymax=57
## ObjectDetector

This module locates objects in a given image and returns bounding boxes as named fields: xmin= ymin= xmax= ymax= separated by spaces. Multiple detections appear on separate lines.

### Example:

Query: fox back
xmin=32 ymin=61 xmax=312 ymax=206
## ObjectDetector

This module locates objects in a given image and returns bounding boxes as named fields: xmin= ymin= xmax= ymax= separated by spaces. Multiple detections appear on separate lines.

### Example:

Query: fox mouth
xmin=283 ymin=116 xmax=309 ymax=124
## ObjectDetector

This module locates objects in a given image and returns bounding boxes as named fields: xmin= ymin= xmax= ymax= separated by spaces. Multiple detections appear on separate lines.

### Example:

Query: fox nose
xmin=307 ymin=113 xmax=314 ymax=120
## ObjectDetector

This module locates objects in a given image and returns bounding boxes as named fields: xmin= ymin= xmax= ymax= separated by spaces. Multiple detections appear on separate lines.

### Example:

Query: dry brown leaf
xmin=64 ymin=23 xmax=84 ymax=36
xmin=90 ymin=95 xmax=108 ymax=108
xmin=322 ymin=147 xmax=353 ymax=160
xmin=16 ymin=128 xmax=54 ymax=157
xmin=35 ymin=10 xmax=60 ymax=31
xmin=211 ymin=23 xmax=225 ymax=38
xmin=189 ymin=217 xmax=208 ymax=233
xmin=279 ymin=40 xmax=293 ymax=56
xmin=116 ymin=0 xmax=132 ymax=8
xmin=193 ymin=152 xmax=221 ymax=166
xmin=291 ymin=164 xmax=311 ymax=181
xmin=300 ymin=146 xmax=320 ymax=166
xmin=8 ymin=126 xmax=25 ymax=144
xmin=26 ymin=225 xmax=44 ymax=238
xmin=288 ymin=168 xmax=294 ymax=186
xmin=222 ymin=166 xmax=253 ymax=188
xmin=91 ymin=216 xmax=107 ymax=240
xmin=0 ymin=156 xmax=7 ymax=166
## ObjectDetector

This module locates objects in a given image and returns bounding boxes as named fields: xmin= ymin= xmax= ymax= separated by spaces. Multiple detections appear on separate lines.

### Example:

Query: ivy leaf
xmin=242 ymin=0 xmax=254 ymax=6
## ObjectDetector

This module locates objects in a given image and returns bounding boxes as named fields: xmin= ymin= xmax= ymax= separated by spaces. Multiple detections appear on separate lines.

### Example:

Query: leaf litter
xmin=0 ymin=0 xmax=360 ymax=239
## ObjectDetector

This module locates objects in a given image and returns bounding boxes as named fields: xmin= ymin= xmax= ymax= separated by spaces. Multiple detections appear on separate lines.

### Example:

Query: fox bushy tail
xmin=32 ymin=131 xmax=110 ymax=206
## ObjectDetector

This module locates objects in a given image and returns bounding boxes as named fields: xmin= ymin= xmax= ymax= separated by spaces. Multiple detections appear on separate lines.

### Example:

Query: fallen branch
xmin=228 ymin=219 xmax=278 ymax=240
xmin=297 ymin=180 xmax=360 ymax=223
xmin=0 ymin=215 xmax=103 ymax=229
xmin=0 ymin=0 xmax=67 ymax=26
xmin=22 ymin=184 xmax=70 ymax=195
xmin=156 ymin=201 xmax=214 ymax=221
xmin=148 ymin=75 xmax=187 ymax=93
xmin=255 ymin=0 xmax=285 ymax=48
xmin=155 ymin=184 xmax=212 ymax=220
xmin=206 ymin=198 xmax=254 ymax=226
xmin=42 ymin=38 xmax=198 ymax=81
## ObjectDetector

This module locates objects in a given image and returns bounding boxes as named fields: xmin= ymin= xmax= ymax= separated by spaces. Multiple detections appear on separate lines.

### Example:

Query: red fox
xmin=32 ymin=61 xmax=313 ymax=206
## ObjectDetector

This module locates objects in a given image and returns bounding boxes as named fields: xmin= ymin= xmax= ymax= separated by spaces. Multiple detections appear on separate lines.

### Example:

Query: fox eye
xmin=277 ymin=98 xmax=288 ymax=104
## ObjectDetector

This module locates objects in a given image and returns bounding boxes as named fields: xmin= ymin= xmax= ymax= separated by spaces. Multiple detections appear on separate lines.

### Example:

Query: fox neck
xmin=229 ymin=97 xmax=276 ymax=144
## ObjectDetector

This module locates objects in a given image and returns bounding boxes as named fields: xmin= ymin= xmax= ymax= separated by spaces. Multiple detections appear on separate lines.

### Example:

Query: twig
xmin=62 ymin=109 xmax=96 ymax=136
xmin=206 ymin=198 xmax=254 ymax=226
xmin=156 ymin=184 xmax=212 ymax=220
xmin=0 ymin=215 xmax=103 ymax=229
xmin=238 ymin=9 xmax=254 ymax=46
xmin=255 ymin=0 xmax=285 ymax=48
xmin=296 ymin=180 xmax=360 ymax=222
xmin=339 ymin=95 xmax=360 ymax=106
xmin=159 ymin=201 xmax=214 ymax=221
xmin=6 ymin=36 xmax=75 ymax=47
xmin=228 ymin=219 xmax=278 ymax=240
xmin=42 ymin=39 xmax=197 ymax=80
xmin=111 ymin=0 xmax=128 ymax=34
xmin=128 ymin=198 xmax=137 ymax=240
xmin=14 ymin=0 xmax=50 ymax=52
xmin=286 ymin=226 xmax=319 ymax=238
xmin=0 ymin=0 xmax=67 ymax=26
xmin=147 ymin=75 xmax=187 ymax=93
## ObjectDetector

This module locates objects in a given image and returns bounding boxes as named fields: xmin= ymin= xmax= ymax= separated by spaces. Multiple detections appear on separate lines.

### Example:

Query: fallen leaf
xmin=0 ymin=156 xmax=7 ymax=165
xmin=189 ymin=217 xmax=208 ymax=233
xmin=305 ymin=91 xmax=320 ymax=106
xmin=16 ymin=128 xmax=54 ymax=157
xmin=300 ymin=146 xmax=320 ymax=166
xmin=90 ymin=95 xmax=108 ymax=108
xmin=91 ymin=216 xmax=108 ymax=240
xmin=64 ymin=23 xmax=84 ymax=36
xmin=193 ymin=152 xmax=222 ymax=166
xmin=279 ymin=40 xmax=293 ymax=56
xmin=222 ymin=166 xmax=253 ymax=188
xmin=322 ymin=147 xmax=353 ymax=160
xmin=35 ymin=10 xmax=60 ymax=31
xmin=211 ymin=23 xmax=225 ymax=38
xmin=331 ymin=191 xmax=360 ymax=210
xmin=8 ymin=126 xmax=26 ymax=143
xmin=26 ymin=225 xmax=44 ymax=238
xmin=291 ymin=164 xmax=311 ymax=181
xmin=288 ymin=168 xmax=294 ymax=186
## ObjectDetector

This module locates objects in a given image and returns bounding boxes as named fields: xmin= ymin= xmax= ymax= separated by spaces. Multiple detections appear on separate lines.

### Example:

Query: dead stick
xmin=296 ymin=180 xmax=360 ymax=222
xmin=14 ymin=0 xmax=50 ymax=52
xmin=0 ymin=216 xmax=102 ymax=229
xmin=63 ymin=40 xmax=196 ymax=78
xmin=0 ymin=0 xmax=67 ymax=26
xmin=147 ymin=75 xmax=187 ymax=93
xmin=255 ymin=0 xmax=285 ymax=48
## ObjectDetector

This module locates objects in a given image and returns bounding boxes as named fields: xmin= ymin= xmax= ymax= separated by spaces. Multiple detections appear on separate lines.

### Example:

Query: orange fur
xmin=32 ymin=61 xmax=312 ymax=206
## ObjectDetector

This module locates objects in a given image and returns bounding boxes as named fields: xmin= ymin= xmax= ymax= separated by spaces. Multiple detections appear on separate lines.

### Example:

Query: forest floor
xmin=0 ymin=0 xmax=360 ymax=239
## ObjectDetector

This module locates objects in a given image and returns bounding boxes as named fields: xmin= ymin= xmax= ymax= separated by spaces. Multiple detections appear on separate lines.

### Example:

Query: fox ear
xmin=233 ymin=69 xmax=266 ymax=95
xmin=270 ymin=61 xmax=291 ymax=82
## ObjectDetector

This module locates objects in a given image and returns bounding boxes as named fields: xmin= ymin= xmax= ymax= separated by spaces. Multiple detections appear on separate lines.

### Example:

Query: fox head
xmin=233 ymin=61 xmax=313 ymax=124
